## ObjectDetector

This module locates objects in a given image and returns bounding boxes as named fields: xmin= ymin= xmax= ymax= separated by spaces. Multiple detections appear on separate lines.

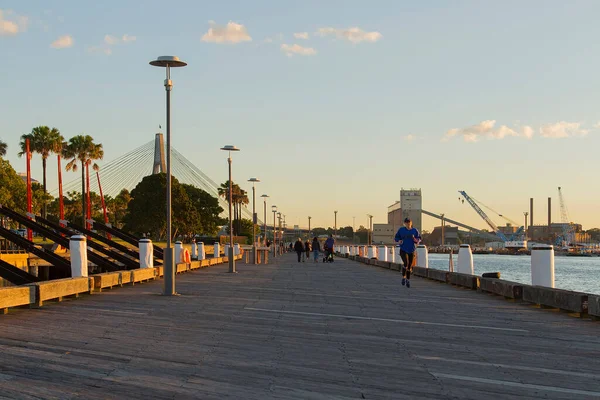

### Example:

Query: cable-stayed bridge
xmin=55 ymin=134 xmax=255 ymax=221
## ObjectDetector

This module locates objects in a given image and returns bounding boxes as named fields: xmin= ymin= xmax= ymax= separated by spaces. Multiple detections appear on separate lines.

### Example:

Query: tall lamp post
xmin=248 ymin=177 xmax=260 ymax=264
xmin=334 ymin=211 xmax=338 ymax=239
xmin=367 ymin=214 xmax=373 ymax=245
xmin=272 ymin=205 xmax=277 ymax=257
xmin=220 ymin=145 xmax=240 ymax=273
xmin=308 ymin=216 xmax=312 ymax=239
xmin=149 ymin=55 xmax=187 ymax=296
xmin=261 ymin=194 xmax=269 ymax=246
xmin=278 ymin=212 xmax=282 ymax=253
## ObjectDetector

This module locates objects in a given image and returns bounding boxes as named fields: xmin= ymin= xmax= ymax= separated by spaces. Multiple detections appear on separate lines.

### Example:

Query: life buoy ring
xmin=184 ymin=249 xmax=191 ymax=263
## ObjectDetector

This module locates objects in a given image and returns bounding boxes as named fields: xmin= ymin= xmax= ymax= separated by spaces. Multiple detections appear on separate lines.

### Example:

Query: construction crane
xmin=557 ymin=187 xmax=575 ymax=247
xmin=458 ymin=191 xmax=526 ymax=244
xmin=458 ymin=191 xmax=508 ymax=241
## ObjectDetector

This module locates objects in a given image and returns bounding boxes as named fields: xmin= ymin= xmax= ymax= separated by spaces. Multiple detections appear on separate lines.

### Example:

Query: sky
xmin=1 ymin=0 xmax=600 ymax=232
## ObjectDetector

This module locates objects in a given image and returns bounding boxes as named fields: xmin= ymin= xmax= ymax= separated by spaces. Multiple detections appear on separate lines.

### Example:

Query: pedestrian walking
xmin=294 ymin=238 xmax=305 ymax=263
xmin=324 ymin=234 xmax=335 ymax=263
xmin=305 ymin=239 xmax=311 ymax=261
xmin=312 ymin=237 xmax=321 ymax=263
xmin=394 ymin=217 xmax=421 ymax=288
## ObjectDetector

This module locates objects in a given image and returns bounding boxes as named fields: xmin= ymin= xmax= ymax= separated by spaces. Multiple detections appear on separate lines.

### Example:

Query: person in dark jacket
xmin=311 ymin=237 xmax=321 ymax=263
xmin=294 ymin=238 xmax=304 ymax=262
xmin=304 ymin=239 xmax=311 ymax=261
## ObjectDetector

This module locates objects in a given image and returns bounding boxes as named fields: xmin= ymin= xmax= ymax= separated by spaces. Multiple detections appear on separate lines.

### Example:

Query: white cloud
xmin=521 ymin=125 xmax=534 ymax=139
xmin=316 ymin=27 xmax=382 ymax=43
xmin=445 ymin=120 xmax=519 ymax=142
xmin=594 ymin=121 xmax=600 ymax=129
xmin=50 ymin=35 xmax=73 ymax=49
xmin=104 ymin=34 xmax=136 ymax=45
xmin=294 ymin=32 xmax=309 ymax=40
xmin=540 ymin=121 xmax=589 ymax=138
xmin=0 ymin=9 xmax=28 ymax=36
xmin=404 ymin=134 xmax=416 ymax=142
xmin=201 ymin=21 xmax=251 ymax=44
xmin=88 ymin=34 xmax=135 ymax=55
xmin=281 ymin=43 xmax=316 ymax=57
xmin=104 ymin=34 xmax=118 ymax=45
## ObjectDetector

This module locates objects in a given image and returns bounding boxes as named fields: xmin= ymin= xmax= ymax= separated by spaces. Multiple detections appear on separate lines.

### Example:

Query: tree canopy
xmin=123 ymin=173 xmax=224 ymax=240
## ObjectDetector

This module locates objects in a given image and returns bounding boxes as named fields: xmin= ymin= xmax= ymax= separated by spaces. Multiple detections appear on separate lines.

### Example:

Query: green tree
xmin=124 ymin=173 xmax=197 ymax=240
xmin=181 ymin=184 xmax=225 ymax=235
xmin=0 ymin=158 xmax=27 ymax=214
xmin=218 ymin=181 xmax=249 ymax=235
xmin=106 ymin=189 xmax=131 ymax=228
xmin=0 ymin=139 xmax=6 ymax=157
xmin=18 ymin=126 xmax=64 ymax=218
xmin=62 ymin=135 xmax=104 ymax=226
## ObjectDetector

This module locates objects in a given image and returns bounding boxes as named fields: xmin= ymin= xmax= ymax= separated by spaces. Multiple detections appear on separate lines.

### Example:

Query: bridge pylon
xmin=152 ymin=133 xmax=166 ymax=174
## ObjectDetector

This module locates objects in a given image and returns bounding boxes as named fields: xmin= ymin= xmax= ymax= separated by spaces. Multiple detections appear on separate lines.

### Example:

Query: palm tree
xmin=0 ymin=139 xmax=6 ymax=157
xmin=62 ymin=135 xmax=104 ymax=226
xmin=19 ymin=126 xmax=64 ymax=217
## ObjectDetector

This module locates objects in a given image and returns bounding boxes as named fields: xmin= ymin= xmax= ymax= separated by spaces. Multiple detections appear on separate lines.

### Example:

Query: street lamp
xmin=277 ymin=212 xmax=282 ymax=253
xmin=261 ymin=194 xmax=269 ymax=246
xmin=272 ymin=205 xmax=277 ymax=257
xmin=308 ymin=216 xmax=312 ymax=239
xmin=220 ymin=145 xmax=240 ymax=273
xmin=248 ymin=177 xmax=260 ymax=264
xmin=334 ymin=210 xmax=338 ymax=239
xmin=149 ymin=55 xmax=187 ymax=296
xmin=367 ymin=214 xmax=373 ymax=245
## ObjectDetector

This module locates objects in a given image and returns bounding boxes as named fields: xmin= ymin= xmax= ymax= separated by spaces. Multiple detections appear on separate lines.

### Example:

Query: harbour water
xmin=428 ymin=253 xmax=600 ymax=295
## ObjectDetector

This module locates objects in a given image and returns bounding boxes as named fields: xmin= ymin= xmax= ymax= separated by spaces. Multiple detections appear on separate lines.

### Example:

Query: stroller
xmin=323 ymin=247 xmax=334 ymax=263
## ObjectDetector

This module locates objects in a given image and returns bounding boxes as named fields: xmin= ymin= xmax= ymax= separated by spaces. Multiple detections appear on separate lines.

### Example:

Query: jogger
xmin=394 ymin=217 xmax=421 ymax=288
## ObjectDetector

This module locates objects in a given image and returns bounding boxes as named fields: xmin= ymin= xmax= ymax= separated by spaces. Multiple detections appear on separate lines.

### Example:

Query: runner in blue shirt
xmin=394 ymin=217 xmax=421 ymax=288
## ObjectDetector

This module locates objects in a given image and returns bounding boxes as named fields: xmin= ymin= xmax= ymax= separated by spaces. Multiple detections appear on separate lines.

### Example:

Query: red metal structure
xmin=58 ymin=155 xmax=64 ymax=223
xmin=85 ymin=164 xmax=91 ymax=230
xmin=26 ymin=139 xmax=33 ymax=241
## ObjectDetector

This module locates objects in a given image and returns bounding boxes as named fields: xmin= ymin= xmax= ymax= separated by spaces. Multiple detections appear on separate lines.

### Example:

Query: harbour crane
xmin=459 ymin=191 xmax=508 ymax=241
xmin=458 ymin=191 xmax=526 ymax=244
xmin=557 ymin=187 xmax=575 ymax=247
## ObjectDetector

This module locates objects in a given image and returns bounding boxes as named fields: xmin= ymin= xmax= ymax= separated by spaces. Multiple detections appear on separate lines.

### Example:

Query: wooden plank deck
xmin=0 ymin=254 xmax=598 ymax=399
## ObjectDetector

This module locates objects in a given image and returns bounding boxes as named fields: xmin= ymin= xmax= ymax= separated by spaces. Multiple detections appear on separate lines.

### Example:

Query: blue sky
xmin=1 ymin=0 xmax=600 ymax=231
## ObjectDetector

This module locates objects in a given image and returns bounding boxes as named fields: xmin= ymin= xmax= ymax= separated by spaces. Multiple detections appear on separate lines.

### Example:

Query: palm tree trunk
xmin=42 ymin=157 xmax=47 ymax=218
xmin=81 ymin=161 xmax=86 ymax=227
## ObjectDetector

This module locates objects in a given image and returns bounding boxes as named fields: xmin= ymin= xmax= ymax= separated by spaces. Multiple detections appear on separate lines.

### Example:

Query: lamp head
xmin=248 ymin=177 xmax=260 ymax=183
xmin=149 ymin=56 xmax=187 ymax=68
xmin=220 ymin=145 xmax=240 ymax=152
xmin=261 ymin=194 xmax=269 ymax=198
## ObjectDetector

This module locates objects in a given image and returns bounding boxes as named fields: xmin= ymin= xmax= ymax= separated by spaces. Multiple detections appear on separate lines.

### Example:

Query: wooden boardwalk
xmin=0 ymin=254 xmax=599 ymax=399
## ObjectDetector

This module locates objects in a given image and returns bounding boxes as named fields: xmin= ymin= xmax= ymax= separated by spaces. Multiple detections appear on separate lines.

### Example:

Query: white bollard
xmin=69 ymin=235 xmax=88 ymax=277
xmin=416 ymin=245 xmax=429 ymax=269
xmin=389 ymin=246 xmax=396 ymax=263
xmin=367 ymin=246 xmax=377 ymax=259
xmin=349 ymin=246 xmax=355 ymax=256
xmin=224 ymin=244 xmax=230 ymax=259
xmin=198 ymin=242 xmax=206 ymax=260
xmin=139 ymin=239 xmax=154 ymax=269
xmin=378 ymin=245 xmax=388 ymax=261
xmin=191 ymin=241 xmax=198 ymax=259
xmin=174 ymin=241 xmax=184 ymax=264
xmin=457 ymin=244 xmax=474 ymax=275
xmin=234 ymin=243 xmax=241 ymax=256
xmin=531 ymin=245 xmax=555 ymax=288
xmin=214 ymin=243 xmax=220 ymax=258
xmin=344 ymin=246 xmax=350 ymax=255
xmin=362 ymin=246 xmax=368 ymax=257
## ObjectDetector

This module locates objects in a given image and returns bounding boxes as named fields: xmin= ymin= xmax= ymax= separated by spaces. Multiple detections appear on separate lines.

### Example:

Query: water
xmin=428 ymin=253 xmax=600 ymax=295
